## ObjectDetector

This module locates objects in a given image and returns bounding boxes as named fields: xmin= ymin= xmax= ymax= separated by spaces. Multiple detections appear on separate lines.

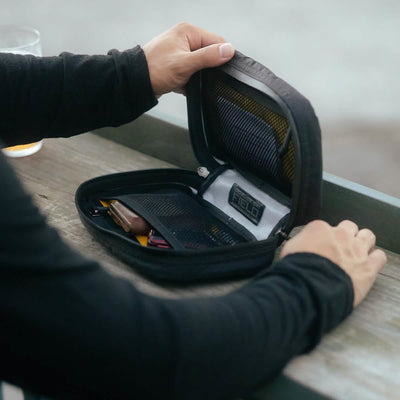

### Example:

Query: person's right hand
xmin=143 ymin=23 xmax=235 ymax=97
xmin=280 ymin=220 xmax=387 ymax=307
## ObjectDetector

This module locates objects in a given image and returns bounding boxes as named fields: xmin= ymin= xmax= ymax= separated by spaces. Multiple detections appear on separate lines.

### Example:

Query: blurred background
xmin=1 ymin=0 xmax=399 ymax=197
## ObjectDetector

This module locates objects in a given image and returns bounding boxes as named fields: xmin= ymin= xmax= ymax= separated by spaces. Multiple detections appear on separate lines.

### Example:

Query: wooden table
xmin=8 ymin=132 xmax=400 ymax=400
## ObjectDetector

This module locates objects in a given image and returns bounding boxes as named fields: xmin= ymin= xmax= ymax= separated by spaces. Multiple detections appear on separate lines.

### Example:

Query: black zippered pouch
xmin=75 ymin=51 xmax=322 ymax=282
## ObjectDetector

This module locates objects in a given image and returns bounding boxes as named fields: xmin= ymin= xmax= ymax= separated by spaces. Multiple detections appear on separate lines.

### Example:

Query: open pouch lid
xmin=186 ymin=51 xmax=323 ymax=232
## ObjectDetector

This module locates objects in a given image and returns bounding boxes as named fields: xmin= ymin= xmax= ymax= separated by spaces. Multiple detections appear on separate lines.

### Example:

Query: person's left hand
xmin=143 ymin=22 xmax=235 ymax=96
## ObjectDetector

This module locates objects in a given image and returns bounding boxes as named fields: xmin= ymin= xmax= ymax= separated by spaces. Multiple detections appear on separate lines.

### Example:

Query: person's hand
xmin=280 ymin=220 xmax=387 ymax=307
xmin=143 ymin=22 xmax=235 ymax=96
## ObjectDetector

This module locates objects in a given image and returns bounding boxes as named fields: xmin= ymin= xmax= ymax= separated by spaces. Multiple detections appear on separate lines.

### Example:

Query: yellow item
xmin=100 ymin=199 xmax=113 ymax=207
xmin=3 ymin=141 xmax=43 ymax=158
xmin=135 ymin=236 xmax=148 ymax=246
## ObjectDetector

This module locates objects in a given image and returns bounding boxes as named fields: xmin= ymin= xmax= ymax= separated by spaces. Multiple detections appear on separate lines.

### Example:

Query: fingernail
xmin=219 ymin=43 xmax=234 ymax=59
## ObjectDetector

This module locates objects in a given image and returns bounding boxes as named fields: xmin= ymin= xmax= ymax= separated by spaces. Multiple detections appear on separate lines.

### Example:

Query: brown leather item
xmin=108 ymin=201 xmax=151 ymax=235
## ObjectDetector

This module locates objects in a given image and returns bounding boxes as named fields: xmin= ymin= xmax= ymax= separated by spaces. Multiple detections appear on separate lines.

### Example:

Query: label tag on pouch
xmin=228 ymin=184 xmax=265 ymax=225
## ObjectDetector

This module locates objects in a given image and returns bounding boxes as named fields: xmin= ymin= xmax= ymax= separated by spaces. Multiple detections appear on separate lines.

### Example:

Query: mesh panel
xmin=205 ymin=79 xmax=295 ymax=191
xmin=118 ymin=190 xmax=248 ymax=249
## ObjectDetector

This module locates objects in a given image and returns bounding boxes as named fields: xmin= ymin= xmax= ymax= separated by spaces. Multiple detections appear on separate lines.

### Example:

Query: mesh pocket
xmin=205 ymin=78 xmax=295 ymax=194
xmin=117 ymin=190 xmax=250 ymax=250
xmin=216 ymin=96 xmax=282 ymax=179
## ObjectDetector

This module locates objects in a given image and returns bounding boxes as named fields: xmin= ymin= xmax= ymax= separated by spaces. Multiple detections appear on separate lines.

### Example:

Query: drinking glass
xmin=0 ymin=26 xmax=43 ymax=157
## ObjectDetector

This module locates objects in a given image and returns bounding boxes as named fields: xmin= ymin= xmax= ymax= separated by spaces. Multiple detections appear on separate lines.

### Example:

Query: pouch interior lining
xmin=202 ymin=169 xmax=290 ymax=240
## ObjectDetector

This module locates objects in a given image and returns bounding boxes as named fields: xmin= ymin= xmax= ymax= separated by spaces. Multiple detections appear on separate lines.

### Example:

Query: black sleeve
xmin=0 ymin=150 xmax=353 ymax=400
xmin=0 ymin=46 xmax=157 ymax=146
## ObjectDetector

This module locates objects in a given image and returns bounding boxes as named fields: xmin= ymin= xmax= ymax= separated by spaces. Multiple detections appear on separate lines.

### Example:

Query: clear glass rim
xmin=0 ymin=25 xmax=41 ymax=51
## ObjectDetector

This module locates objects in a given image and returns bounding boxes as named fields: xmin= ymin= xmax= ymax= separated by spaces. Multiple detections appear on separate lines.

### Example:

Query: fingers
xmin=337 ymin=221 xmax=376 ymax=253
xmin=185 ymin=43 xmax=235 ymax=74
xmin=368 ymin=249 xmax=387 ymax=272
xmin=304 ymin=219 xmax=331 ymax=233
xmin=144 ymin=22 xmax=235 ymax=95
xmin=174 ymin=22 xmax=226 ymax=50
xmin=356 ymin=228 xmax=376 ymax=252
xmin=173 ymin=22 xmax=235 ymax=73
xmin=336 ymin=221 xmax=380 ymax=260
xmin=337 ymin=220 xmax=359 ymax=236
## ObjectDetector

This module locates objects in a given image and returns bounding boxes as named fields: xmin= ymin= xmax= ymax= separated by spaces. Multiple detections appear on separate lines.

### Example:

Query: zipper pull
xmin=197 ymin=166 xmax=210 ymax=178
xmin=275 ymin=228 xmax=291 ymax=241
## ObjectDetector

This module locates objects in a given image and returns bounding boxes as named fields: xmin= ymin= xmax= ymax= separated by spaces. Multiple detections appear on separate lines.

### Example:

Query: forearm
xmin=164 ymin=254 xmax=353 ymax=399
xmin=1 ymin=248 xmax=353 ymax=400
xmin=0 ymin=46 xmax=157 ymax=146
xmin=1 ymin=255 xmax=353 ymax=400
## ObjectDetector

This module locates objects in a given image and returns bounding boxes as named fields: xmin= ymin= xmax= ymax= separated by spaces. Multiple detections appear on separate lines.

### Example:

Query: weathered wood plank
xmin=8 ymin=133 xmax=400 ymax=399
xmin=9 ymin=133 xmax=247 ymax=299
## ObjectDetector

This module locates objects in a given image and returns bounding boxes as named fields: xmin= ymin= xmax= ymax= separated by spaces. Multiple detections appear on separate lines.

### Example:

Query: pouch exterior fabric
xmin=76 ymin=50 xmax=323 ymax=281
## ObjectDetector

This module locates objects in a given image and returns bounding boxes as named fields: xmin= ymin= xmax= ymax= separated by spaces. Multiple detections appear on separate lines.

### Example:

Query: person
xmin=0 ymin=22 xmax=386 ymax=400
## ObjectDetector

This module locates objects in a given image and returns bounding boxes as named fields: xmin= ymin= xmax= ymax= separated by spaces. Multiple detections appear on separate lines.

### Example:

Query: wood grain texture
xmin=8 ymin=133 xmax=400 ymax=399
xmin=284 ymin=248 xmax=400 ymax=400
xmin=8 ymin=133 xmax=247 ymax=299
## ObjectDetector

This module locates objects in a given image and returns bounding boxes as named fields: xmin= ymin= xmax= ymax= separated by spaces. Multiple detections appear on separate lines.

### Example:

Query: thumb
xmin=186 ymin=43 xmax=235 ymax=74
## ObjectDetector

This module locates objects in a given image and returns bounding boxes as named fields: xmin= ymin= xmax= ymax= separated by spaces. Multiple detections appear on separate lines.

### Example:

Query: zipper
xmin=275 ymin=228 xmax=291 ymax=241
xmin=197 ymin=166 xmax=210 ymax=178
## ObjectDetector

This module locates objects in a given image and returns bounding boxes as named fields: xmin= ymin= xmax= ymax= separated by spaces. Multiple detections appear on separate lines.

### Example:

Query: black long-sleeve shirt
xmin=0 ymin=47 xmax=353 ymax=399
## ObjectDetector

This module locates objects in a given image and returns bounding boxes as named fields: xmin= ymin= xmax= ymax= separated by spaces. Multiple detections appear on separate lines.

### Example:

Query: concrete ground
xmin=1 ymin=0 xmax=399 ymax=199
